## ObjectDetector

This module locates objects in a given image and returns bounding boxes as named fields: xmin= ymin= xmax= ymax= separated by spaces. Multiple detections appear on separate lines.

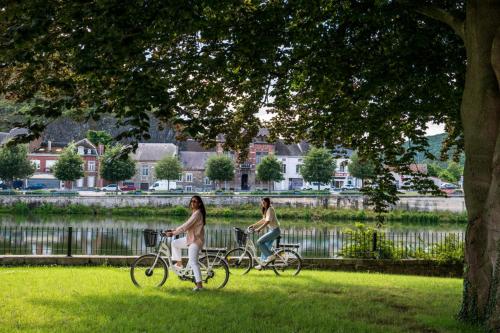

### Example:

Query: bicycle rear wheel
xmin=272 ymin=249 xmax=302 ymax=277
xmin=130 ymin=254 xmax=169 ymax=288
xmin=225 ymin=247 xmax=253 ymax=275
xmin=199 ymin=254 xmax=230 ymax=289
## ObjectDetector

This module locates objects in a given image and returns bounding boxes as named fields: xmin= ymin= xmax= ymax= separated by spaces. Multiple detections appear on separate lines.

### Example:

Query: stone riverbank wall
xmin=0 ymin=195 xmax=466 ymax=212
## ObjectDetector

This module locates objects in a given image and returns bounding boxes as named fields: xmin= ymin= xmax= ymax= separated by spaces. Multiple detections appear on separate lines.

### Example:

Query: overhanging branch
xmin=397 ymin=1 xmax=465 ymax=41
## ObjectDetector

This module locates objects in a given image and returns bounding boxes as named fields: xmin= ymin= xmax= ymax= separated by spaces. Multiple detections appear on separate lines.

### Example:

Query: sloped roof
xmin=32 ymin=141 xmax=68 ymax=154
xmin=274 ymin=140 xmax=310 ymax=156
xmin=332 ymin=147 xmax=354 ymax=158
xmin=178 ymin=139 xmax=216 ymax=152
xmin=216 ymin=128 xmax=271 ymax=144
xmin=409 ymin=164 xmax=428 ymax=174
xmin=0 ymin=128 xmax=30 ymax=145
xmin=180 ymin=151 xmax=216 ymax=170
xmin=75 ymin=138 xmax=97 ymax=150
xmin=131 ymin=143 xmax=177 ymax=161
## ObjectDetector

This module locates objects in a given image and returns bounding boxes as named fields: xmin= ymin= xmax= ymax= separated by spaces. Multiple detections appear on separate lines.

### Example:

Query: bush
xmin=432 ymin=234 xmax=464 ymax=264
xmin=340 ymin=223 xmax=402 ymax=259
xmin=169 ymin=205 xmax=189 ymax=216
xmin=12 ymin=202 xmax=29 ymax=214
xmin=65 ymin=204 xmax=94 ymax=215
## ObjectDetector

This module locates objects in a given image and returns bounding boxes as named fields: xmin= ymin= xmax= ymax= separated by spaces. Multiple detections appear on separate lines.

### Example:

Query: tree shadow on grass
xmin=23 ymin=276 xmax=484 ymax=333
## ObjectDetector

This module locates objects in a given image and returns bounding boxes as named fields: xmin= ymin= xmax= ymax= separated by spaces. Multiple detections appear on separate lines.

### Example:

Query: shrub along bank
xmin=0 ymin=202 xmax=467 ymax=224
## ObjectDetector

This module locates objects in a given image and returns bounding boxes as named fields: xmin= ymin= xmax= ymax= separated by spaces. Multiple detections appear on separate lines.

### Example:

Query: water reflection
xmin=0 ymin=214 xmax=465 ymax=258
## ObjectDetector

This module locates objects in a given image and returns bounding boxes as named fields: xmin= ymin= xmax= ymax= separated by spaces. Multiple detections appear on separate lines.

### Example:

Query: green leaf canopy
xmin=53 ymin=143 xmax=84 ymax=182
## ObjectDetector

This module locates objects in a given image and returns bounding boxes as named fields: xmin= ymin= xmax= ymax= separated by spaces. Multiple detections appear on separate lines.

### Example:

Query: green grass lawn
xmin=0 ymin=267 xmax=484 ymax=333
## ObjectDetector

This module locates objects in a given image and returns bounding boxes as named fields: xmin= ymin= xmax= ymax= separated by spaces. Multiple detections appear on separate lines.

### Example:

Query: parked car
xmin=12 ymin=180 xmax=23 ymax=189
xmin=25 ymin=183 xmax=47 ymax=190
xmin=440 ymin=183 xmax=459 ymax=189
xmin=301 ymin=182 xmax=331 ymax=191
xmin=341 ymin=184 xmax=357 ymax=191
xmin=120 ymin=182 xmax=137 ymax=191
xmin=0 ymin=182 xmax=8 ymax=190
xmin=445 ymin=189 xmax=464 ymax=196
xmin=101 ymin=184 xmax=120 ymax=192
xmin=149 ymin=180 xmax=177 ymax=191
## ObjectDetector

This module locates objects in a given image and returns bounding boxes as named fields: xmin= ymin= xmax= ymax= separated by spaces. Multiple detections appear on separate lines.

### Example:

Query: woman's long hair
xmin=261 ymin=197 xmax=271 ymax=216
xmin=191 ymin=195 xmax=206 ymax=225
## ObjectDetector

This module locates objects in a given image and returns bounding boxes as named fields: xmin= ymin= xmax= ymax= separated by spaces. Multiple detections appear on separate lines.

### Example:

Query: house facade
xmin=177 ymin=140 xmax=216 ymax=192
xmin=274 ymin=141 xmax=309 ymax=191
xmin=28 ymin=140 xmax=66 ymax=188
xmin=130 ymin=143 xmax=178 ymax=190
xmin=215 ymin=129 xmax=275 ymax=191
xmin=74 ymin=139 xmax=100 ymax=189
xmin=27 ymin=138 xmax=100 ymax=189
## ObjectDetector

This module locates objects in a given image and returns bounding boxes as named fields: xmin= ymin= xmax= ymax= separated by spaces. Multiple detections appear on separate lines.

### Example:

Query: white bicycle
xmin=225 ymin=227 xmax=302 ymax=276
xmin=131 ymin=229 xmax=230 ymax=289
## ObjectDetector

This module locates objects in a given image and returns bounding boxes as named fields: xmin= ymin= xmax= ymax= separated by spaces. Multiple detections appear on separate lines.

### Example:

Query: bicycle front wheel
xmin=130 ymin=254 xmax=169 ymax=288
xmin=272 ymin=249 xmax=302 ymax=277
xmin=225 ymin=247 xmax=253 ymax=275
xmin=199 ymin=254 xmax=230 ymax=289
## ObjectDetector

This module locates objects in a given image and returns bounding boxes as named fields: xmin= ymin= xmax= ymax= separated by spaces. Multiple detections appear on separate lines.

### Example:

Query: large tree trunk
xmin=459 ymin=1 xmax=500 ymax=330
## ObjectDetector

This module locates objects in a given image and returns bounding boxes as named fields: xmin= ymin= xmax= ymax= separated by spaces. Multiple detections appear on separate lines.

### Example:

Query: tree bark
xmin=459 ymin=1 xmax=500 ymax=330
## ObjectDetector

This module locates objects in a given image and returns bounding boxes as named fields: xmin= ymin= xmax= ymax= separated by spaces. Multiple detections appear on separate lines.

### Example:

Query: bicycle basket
xmin=234 ymin=228 xmax=247 ymax=247
xmin=143 ymin=229 xmax=158 ymax=247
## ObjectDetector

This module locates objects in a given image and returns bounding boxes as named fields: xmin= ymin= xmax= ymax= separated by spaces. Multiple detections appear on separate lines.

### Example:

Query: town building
xmin=215 ymin=129 xmax=275 ymax=191
xmin=274 ymin=141 xmax=310 ymax=191
xmin=178 ymin=140 xmax=217 ymax=192
xmin=27 ymin=139 xmax=101 ymax=189
xmin=130 ymin=143 xmax=178 ymax=190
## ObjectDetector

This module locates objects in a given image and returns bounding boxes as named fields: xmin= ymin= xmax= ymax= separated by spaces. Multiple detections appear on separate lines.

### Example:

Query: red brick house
xmin=216 ymin=129 xmax=275 ymax=191
xmin=28 ymin=139 xmax=101 ymax=189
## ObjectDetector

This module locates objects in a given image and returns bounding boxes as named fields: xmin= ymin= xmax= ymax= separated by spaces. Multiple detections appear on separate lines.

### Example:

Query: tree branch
xmin=397 ymin=1 xmax=465 ymax=41
xmin=415 ymin=6 xmax=465 ymax=40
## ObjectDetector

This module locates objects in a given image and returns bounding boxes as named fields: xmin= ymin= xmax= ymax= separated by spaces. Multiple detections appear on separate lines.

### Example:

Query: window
xmin=185 ymin=173 xmax=193 ymax=182
xmin=142 ymin=165 xmax=149 ymax=176
xmin=204 ymin=177 xmax=212 ymax=185
xmin=77 ymin=146 xmax=84 ymax=155
xmin=185 ymin=186 xmax=192 ymax=192
xmin=88 ymin=161 xmax=96 ymax=171
xmin=256 ymin=151 xmax=268 ymax=164
xmin=45 ymin=160 xmax=56 ymax=172
xmin=32 ymin=160 xmax=40 ymax=170
xmin=178 ymin=174 xmax=183 ymax=181
xmin=340 ymin=161 xmax=348 ymax=172
xmin=296 ymin=164 xmax=302 ymax=173
xmin=282 ymin=163 xmax=286 ymax=173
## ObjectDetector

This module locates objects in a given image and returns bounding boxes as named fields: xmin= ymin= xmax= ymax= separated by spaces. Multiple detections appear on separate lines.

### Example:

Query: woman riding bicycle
xmin=165 ymin=195 xmax=206 ymax=291
xmin=249 ymin=197 xmax=280 ymax=270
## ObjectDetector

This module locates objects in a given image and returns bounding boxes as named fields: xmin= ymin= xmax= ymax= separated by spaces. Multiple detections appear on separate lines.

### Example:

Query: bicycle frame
xmin=242 ymin=232 xmax=279 ymax=265
xmin=150 ymin=235 xmax=224 ymax=281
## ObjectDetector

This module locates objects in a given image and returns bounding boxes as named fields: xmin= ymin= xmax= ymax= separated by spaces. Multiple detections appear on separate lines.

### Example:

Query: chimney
xmin=48 ymin=140 xmax=52 ymax=152
xmin=98 ymin=144 xmax=104 ymax=155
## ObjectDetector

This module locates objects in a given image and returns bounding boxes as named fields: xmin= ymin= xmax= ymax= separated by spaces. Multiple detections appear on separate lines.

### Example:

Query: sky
xmin=426 ymin=122 xmax=446 ymax=136
xmin=257 ymin=109 xmax=446 ymax=136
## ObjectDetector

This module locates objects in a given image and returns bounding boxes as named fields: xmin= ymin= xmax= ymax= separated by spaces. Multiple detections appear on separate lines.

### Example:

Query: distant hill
xmin=41 ymin=116 xmax=176 ymax=144
xmin=406 ymin=133 xmax=464 ymax=166
xmin=0 ymin=98 xmax=177 ymax=143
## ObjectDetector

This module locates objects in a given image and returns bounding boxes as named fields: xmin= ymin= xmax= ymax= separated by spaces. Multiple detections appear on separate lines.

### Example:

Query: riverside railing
xmin=0 ymin=226 xmax=465 ymax=259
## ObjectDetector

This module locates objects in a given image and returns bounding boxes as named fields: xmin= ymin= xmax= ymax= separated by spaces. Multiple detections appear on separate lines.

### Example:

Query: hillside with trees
xmin=406 ymin=133 xmax=464 ymax=166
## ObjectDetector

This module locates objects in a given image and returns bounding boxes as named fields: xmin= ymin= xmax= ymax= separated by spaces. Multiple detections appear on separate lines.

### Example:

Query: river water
xmin=0 ymin=214 xmax=465 ymax=258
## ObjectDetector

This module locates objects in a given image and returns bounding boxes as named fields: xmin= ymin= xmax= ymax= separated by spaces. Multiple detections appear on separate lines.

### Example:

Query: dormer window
xmin=78 ymin=146 xmax=84 ymax=155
